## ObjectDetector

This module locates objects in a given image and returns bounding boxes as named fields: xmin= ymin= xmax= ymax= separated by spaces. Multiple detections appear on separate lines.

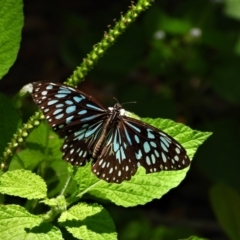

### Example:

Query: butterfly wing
xmin=121 ymin=117 xmax=190 ymax=172
xmin=32 ymin=81 xmax=190 ymax=183
xmin=32 ymin=82 xmax=108 ymax=132
xmin=32 ymin=81 xmax=109 ymax=166
xmin=92 ymin=126 xmax=138 ymax=183
xmin=92 ymin=116 xmax=190 ymax=183
xmin=61 ymin=119 xmax=108 ymax=166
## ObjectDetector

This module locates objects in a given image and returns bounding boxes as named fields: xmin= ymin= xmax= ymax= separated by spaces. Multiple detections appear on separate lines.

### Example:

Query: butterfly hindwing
xmin=61 ymin=119 xmax=108 ymax=166
xmin=92 ymin=125 xmax=138 ymax=183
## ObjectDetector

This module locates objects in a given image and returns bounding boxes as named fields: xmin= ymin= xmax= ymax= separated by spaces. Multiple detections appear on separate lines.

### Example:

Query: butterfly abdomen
xmin=92 ymin=109 xmax=120 ymax=158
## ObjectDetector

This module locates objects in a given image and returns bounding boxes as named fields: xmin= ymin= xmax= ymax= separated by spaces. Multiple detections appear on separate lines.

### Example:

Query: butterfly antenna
xmin=113 ymin=97 xmax=136 ymax=106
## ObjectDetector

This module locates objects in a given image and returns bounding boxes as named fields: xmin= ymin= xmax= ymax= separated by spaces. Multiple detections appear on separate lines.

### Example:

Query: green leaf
xmin=11 ymin=122 xmax=70 ymax=197
xmin=59 ymin=202 xmax=117 ymax=240
xmin=0 ymin=205 xmax=62 ymax=240
xmin=25 ymin=123 xmax=64 ymax=167
xmin=180 ymin=236 xmax=208 ymax=240
xmin=0 ymin=0 xmax=23 ymax=79
xmin=0 ymin=92 xmax=21 ymax=155
xmin=143 ymin=7 xmax=191 ymax=36
xmin=74 ymin=118 xmax=211 ymax=207
xmin=211 ymin=61 xmax=240 ymax=103
xmin=224 ymin=0 xmax=240 ymax=20
xmin=210 ymin=184 xmax=240 ymax=240
xmin=0 ymin=169 xmax=47 ymax=199
xmin=26 ymin=122 xmax=63 ymax=153
xmin=196 ymin=119 xmax=240 ymax=191
xmin=9 ymin=148 xmax=45 ymax=170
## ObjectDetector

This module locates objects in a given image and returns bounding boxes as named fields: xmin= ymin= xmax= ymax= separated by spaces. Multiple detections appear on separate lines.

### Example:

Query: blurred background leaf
xmin=210 ymin=184 xmax=240 ymax=240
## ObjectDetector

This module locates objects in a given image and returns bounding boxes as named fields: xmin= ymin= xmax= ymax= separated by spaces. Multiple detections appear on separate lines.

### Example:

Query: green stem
xmin=65 ymin=0 xmax=154 ymax=87
xmin=0 ymin=111 xmax=44 ymax=171
xmin=0 ymin=0 xmax=154 ymax=171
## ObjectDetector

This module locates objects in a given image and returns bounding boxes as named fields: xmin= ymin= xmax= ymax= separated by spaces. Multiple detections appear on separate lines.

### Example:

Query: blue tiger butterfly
xmin=32 ymin=82 xmax=190 ymax=183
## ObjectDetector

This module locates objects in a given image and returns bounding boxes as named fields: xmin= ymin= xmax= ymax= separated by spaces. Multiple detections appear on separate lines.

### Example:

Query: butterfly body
xmin=32 ymin=82 xmax=190 ymax=183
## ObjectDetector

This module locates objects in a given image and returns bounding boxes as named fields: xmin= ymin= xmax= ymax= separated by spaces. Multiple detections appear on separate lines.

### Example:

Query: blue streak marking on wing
xmin=53 ymin=109 xmax=63 ymax=115
xmin=124 ymin=126 xmax=132 ymax=145
xmin=85 ymin=124 xmax=102 ymax=138
xmin=113 ymin=132 xmax=119 ymax=152
xmin=66 ymin=115 xmax=74 ymax=124
xmin=55 ymin=113 xmax=64 ymax=119
xmin=86 ymin=103 xmax=104 ymax=111
xmin=74 ymin=127 xmax=88 ymax=137
xmin=78 ymin=110 xmax=87 ymax=115
xmin=116 ymin=150 xmax=120 ymax=160
xmin=117 ymin=128 xmax=122 ymax=144
xmin=120 ymin=146 xmax=126 ymax=160
xmin=106 ymin=134 xmax=113 ymax=145
xmin=164 ymin=137 xmax=172 ymax=143
xmin=81 ymin=115 xmax=99 ymax=121
xmin=74 ymin=133 xmax=84 ymax=141
xmin=160 ymin=136 xmax=170 ymax=148
xmin=125 ymin=121 xmax=141 ymax=132
xmin=161 ymin=142 xmax=168 ymax=152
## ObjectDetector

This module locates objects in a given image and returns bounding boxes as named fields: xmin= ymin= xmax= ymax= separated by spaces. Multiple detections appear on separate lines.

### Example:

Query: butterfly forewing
xmin=32 ymin=82 xmax=108 ymax=132
xmin=120 ymin=117 xmax=190 ymax=173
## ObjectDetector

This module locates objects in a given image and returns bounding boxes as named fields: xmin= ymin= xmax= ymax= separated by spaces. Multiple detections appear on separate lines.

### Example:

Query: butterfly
xmin=31 ymin=82 xmax=190 ymax=183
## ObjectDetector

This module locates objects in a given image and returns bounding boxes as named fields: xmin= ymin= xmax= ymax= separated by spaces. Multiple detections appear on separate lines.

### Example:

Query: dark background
xmin=1 ymin=0 xmax=240 ymax=239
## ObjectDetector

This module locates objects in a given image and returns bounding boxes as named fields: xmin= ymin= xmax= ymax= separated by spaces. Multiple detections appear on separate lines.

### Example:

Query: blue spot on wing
xmin=66 ymin=106 xmax=76 ymax=114
xmin=55 ymin=94 xmax=67 ymax=98
xmin=46 ymin=85 xmax=53 ymax=90
xmin=143 ymin=141 xmax=151 ymax=153
xmin=48 ymin=100 xmax=58 ymax=105
xmin=66 ymin=100 xmax=73 ymax=105
xmin=73 ymin=96 xmax=85 ymax=103
xmin=58 ymin=89 xmax=71 ymax=94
